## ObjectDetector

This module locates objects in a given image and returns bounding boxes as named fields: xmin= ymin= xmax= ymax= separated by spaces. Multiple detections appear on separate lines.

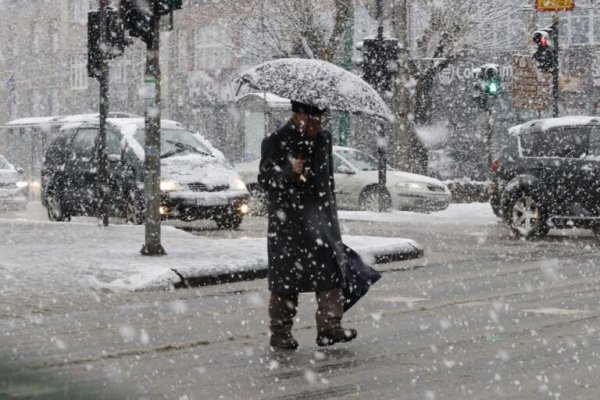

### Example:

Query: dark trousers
xmin=269 ymin=288 xmax=344 ymax=336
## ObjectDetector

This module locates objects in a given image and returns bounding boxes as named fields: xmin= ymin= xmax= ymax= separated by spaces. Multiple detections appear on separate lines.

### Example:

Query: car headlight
xmin=160 ymin=179 xmax=181 ymax=192
xmin=16 ymin=181 xmax=28 ymax=189
xmin=230 ymin=178 xmax=247 ymax=191
xmin=396 ymin=181 xmax=427 ymax=190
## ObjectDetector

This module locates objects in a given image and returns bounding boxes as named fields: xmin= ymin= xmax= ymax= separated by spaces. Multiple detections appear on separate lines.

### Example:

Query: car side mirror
xmin=336 ymin=165 xmax=355 ymax=175
xmin=16 ymin=167 xmax=24 ymax=174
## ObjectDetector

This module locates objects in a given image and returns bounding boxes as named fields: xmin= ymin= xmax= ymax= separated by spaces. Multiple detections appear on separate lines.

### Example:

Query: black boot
xmin=269 ymin=291 xmax=299 ymax=351
xmin=270 ymin=332 xmax=299 ymax=351
xmin=316 ymin=327 xmax=357 ymax=347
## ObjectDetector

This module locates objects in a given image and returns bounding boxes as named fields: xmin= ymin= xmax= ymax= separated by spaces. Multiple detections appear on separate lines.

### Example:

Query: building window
xmin=71 ymin=0 xmax=92 ymax=23
xmin=31 ymin=23 xmax=43 ymax=54
xmin=49 ymin=20 xmax=59 ymax=52
xmin=178 ymin=30 xmax=189 ymax=70
xmin=109 ymin=53 xmax=128 ymax=84
xmin=594 ymin=8 xmax=600 ymax=44
xmin=539 ymin=8 xmax=597 ymax=47
xmin=8 ymin=24 xmax=17 ymax=57
xmin=70 ymin=54 xmax=88 ymax=90
xmin=194 ymin=25 xmax=232 ymax=70
xmin=48 ymin=88 xmax=60 ymax=115
xmin=30 ymin=89 xmax=41 ymax=115
xmin=570 ymin=9 xmax=589 ymax=45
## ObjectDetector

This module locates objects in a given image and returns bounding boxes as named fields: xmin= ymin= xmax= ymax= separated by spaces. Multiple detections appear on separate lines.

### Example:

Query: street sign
xmin=535 ymin=0 xmax=574 ymax=11
xmin=511 ymin=55 xmax=551 ymax=111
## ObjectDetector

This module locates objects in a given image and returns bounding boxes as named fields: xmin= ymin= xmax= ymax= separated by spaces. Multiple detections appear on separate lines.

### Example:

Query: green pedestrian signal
xmin=472 ymin=64 xmax=501 ymax=111
xmin=481 ymin=65 xmax=501 ymax=97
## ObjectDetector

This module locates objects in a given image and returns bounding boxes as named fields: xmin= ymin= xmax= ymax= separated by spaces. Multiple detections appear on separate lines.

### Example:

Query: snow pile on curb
xmin=0 ymin=218 xmax=422 ymax=294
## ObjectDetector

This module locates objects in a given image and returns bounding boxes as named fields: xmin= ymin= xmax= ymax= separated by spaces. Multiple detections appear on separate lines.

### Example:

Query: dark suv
xmin=491 ymin=116 xmax=600 ymax=238
xmin=41 ymin=117 xmax=250 ymax=228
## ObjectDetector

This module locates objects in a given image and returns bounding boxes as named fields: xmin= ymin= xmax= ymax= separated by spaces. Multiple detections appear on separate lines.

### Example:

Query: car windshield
xmin=335 ymin=149 xmax=379 ymax=171
xmin=0 ymin=155 xmax=10 ymax=170
xmin=134 ymin=128 xmax=213 ymax=158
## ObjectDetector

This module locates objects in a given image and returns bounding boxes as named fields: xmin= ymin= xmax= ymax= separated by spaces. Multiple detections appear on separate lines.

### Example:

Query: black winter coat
xmin=258 ymin=120 xmax=345 ymax=293
xmin=259 ymin=120 xmax=382 ymax=308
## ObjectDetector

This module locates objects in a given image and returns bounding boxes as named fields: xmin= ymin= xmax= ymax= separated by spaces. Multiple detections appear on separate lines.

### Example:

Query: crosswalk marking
xmin=522 ymin=307 xmax=589 ymax=316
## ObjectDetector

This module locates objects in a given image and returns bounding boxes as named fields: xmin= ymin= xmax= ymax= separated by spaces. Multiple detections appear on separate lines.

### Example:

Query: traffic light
xmin=473 ymin=64 xmax=501 ymax=110
xmin=119 ymin=0 xmax=182 ymax=44
xmin=88 ymin=8 xmax=126 ymax=78
xmin=533 ymin=28 xmax=557 ymax=72
xmin=360 ymin=36 xmax=399 ymax=93
xmin=480 ymin=64 xmax=501 ymax=97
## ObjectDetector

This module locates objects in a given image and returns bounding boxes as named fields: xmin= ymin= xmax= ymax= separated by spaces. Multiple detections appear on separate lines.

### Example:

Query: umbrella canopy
xmin=236 ymin=58 xmax=394 ymax=123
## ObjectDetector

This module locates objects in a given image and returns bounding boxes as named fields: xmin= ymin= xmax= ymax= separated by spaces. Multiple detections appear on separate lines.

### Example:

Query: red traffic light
xmin=533 ymin=30 xmax=551 ymax=49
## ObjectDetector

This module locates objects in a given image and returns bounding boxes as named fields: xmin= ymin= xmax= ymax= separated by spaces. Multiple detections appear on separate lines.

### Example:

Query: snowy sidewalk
xmin=0 ymin=218 xmax=423 ymax=293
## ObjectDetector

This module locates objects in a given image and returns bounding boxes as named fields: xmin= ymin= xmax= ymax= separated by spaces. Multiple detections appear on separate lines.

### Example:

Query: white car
xmin=0 ymin=153 xmax=28 ymax=211
xmin=235 ymin=145 xmax=451 ymax=213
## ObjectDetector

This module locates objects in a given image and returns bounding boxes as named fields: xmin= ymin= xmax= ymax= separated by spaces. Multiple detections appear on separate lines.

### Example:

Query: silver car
xmin=332 ymin=146 xmax=451 ymax=212
xmin=0 ymin=153 xmax=28 ymax=211
xmin=235 ymin=146 xmax=451 ymax=213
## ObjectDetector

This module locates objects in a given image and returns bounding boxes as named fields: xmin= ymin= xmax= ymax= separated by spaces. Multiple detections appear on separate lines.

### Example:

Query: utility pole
xmin=119 ymin=0 xmax=181 ymax=256
xmin=337 ymin=0 xmax=354 ymax=146
xmin=89 ymin=0 xmax=126 ymax=226
xmin=140 ymin=0 xmax=165 ymax=256
xmin=550 ymin=15 xmax=560 ymax=117
xmin=97 ymin=0 xmax=110 ymax=227
xmin=375 ymin=0 xmax=386 ymax=212
xmin=391 ymin=0 xmax=412 ymax=172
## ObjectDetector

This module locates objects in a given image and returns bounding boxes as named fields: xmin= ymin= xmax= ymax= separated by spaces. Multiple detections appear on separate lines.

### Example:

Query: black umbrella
xmin=341 ymin=245 xmax=382 ymax=311
xmin=236 ymin=58 xmax=394 ymax=122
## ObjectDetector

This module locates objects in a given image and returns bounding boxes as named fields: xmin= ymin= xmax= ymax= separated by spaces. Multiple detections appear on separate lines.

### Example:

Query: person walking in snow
xmin=258 ymin=100 xmax=368 ymax=351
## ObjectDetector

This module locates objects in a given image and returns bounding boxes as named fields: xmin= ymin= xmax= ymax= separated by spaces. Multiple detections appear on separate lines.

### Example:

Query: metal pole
xmin=551 ymin=14 xmax=559 ymax=117
xmin=486 ymin=109 xmax=493 ymax=173
xmin=97 ymin=0 xmax=110 ymax=226
xmin=338 ymin=0 xmax=354 ymax=146
xmin=141 ymin=0 xmax=166 ymax=256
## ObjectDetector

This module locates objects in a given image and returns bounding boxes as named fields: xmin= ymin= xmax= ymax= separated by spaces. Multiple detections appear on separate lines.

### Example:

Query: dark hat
xmin=291 ymin=101 xmax=327 ymax=116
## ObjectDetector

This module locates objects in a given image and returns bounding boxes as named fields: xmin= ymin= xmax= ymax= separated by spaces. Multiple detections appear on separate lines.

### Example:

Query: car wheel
xmin=125 ymin=194 xmax=144 ymax=225
xmin=359 ymin=186 xmax=391 ymax=212
xmin=490 ymin=196 xmax=502 ymax=218
xmin=507 ymin=190 xmax=549 ymax=239
xmin=248 ymin=184 xmax=267 ymax=216
xmin=46 ymin=193 xmax=70 ymax=222
xmin=215 ymin=213 xmax=243 ymax=230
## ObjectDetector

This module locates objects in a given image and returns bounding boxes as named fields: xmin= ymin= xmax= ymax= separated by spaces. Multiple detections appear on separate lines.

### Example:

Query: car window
xmin=44 ymin=135 xmax=70 ymax=169
xmin=335 ymin=149 xmax=378 ymax=171
xmin=133 ymin=128 xmax=213 ymax=157
xmin=333 ymin=154 xmax=350 ymax=173
xmin=520 ymin=127 xmax=588 ymax=158
xmin=588 ymin=126 xmax=600 ymax=157
xmin=71 ymin=128 xmax=97 ymax=159
xmin=107 ymin=131 xmax=121 ymax=156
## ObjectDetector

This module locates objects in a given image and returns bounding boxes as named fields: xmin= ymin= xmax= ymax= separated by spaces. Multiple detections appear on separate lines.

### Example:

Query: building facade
xmin=1 ymin=0 xmax=599 ymax=177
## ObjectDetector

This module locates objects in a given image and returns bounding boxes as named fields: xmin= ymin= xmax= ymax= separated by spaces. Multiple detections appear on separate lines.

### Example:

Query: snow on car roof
xmin=509 ymin=116 xmax=600 ymax=136
xmin=236 ymin=92 xmax=291 ymax=108
xmin=4 ymin=112 xmax=141 ymax=128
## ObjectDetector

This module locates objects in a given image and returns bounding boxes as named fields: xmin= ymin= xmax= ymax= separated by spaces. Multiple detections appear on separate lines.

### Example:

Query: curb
xmin=173 ymin=245 xmax=424 ymax=289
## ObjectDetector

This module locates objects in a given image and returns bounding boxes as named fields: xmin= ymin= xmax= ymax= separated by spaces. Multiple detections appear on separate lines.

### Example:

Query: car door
xmin=105 ymin=129 xmax=129 ymax=214
xmin=332 ymin=153 xmax=357 ymax=209
xmin=579 ymin=124 xmax=600 ymax=215
xmin=64 ymin=127 xmax=98 ymax=214
xmin=519 ymin=127 xmax=581 ymax=215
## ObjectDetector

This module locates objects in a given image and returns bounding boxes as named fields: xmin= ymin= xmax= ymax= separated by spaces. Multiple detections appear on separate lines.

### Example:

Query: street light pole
xmin=140 ymin=0 xmax=165 ymax=256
